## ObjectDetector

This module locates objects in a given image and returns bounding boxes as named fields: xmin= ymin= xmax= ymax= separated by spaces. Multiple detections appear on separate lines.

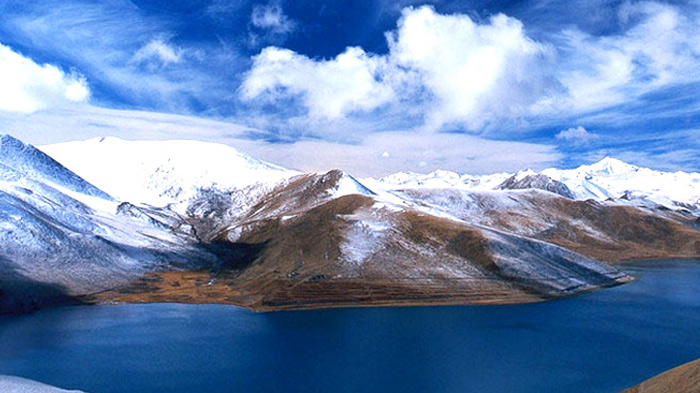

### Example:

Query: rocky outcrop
xmin=499 ymin=173 xmax=575 ymax=199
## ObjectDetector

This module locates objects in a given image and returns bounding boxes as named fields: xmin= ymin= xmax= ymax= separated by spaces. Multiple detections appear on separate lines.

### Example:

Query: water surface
xmin=1 ymin=259 xmax=699 ymax=393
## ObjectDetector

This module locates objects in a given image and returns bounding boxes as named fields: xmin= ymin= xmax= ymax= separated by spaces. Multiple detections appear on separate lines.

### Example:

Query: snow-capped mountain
xmin=542 ymin=157 xmax=700 ymax=209
xmin=3 ymin=134 xmax=699 ymax=314
xmin=373 ymin=156 xmax=700 ymax=211
xmin=41 ymin=137 xmax=299 ymax=209
xmin=0 ymin=135 xmax=112 ymax=203
xmin=40 ymin=136 xmax=700 ymax=213
xmin=0 ymin=135 xmax=215 ymax=312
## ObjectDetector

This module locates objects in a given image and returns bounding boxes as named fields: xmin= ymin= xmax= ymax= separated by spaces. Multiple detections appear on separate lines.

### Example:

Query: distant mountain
xmin=2 ymin=134 xmax=699 ymax=313
xmin=368 ymin=169 xmax=511 ymax=191
xmin=498 ymin=172 xmax=575 ymax=199
xmin=373 ymin=156 xmax=700 ymax=212
xmin=542 ymin=157 xmax=700 ymax=210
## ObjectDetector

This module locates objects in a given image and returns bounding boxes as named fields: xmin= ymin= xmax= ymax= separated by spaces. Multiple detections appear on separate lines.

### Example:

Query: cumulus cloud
xmin=133 ymin=39 xmax=182 ymax=65
xmin=241 ymin=3 xmax=700 ymax=136
xmin=0 ymin=42 xmax=89 ymax=113
xmin=387 ymin=7 xmax=560 ymax=130
xmin=241 ymin=46 xmax=395 ymax=120
xmin=555 ymin=126 xmax=598 ymax=144
xmin=241 ymin=5 xmax=560 ymax=131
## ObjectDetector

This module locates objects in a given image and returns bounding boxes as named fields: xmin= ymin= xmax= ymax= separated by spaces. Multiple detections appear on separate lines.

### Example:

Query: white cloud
xmin=242 ymin=6 xmax=560 ymax=131
xmin=251 ymin=2 xmax=295 ymax=34
xmin=206 ymin=0 xmax=245 ymax=19
xmin=555 ymin=126 xmax=598 ymax=144
xmin=387 ymin=7 xmax=559 ymax=130
xmin=0 ymin=105 xmax=255 ymax=146
xmin=558 ymin=2 xmax=700 ymax=112
xmin=0 ymin=1 xmax=243 ymax=114
xmin=0 ymin=42 xmax=89 ymax=113
xmin=241 ymin=46 xmax=395 ymax=120
xmin=133 ymin=39 xmax=182 ymax=65
xmin=241 ymin=3 xmax=700 ymax=135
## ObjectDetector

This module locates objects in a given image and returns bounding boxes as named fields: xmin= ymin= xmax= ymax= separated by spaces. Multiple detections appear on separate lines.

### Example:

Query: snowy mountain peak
xmin=41 ymin=137 xmax=299 ymax=208
xmin=513 ymin=169 xmax=538 ymax=181
xmin=323 ymin=169 xmax=376 ymax=198
xmin=371 ymin=169 xmax=509 ymax=190
xmin=580 ymin=156 xmax=638 ymax=175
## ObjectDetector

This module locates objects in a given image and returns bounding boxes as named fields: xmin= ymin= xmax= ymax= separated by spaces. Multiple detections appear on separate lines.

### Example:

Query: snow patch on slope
xmin=340 ymin=208 xmax=392 ymax=267
xmin=480 ymin=227 xmax=628 ymax=292
xmin=0 ymin=134 xmax=113 ymax=206
xmin=0 ymin=135 xmax=215 ymax=303
xmin=326 ymin=170 xmax=376 ymax=198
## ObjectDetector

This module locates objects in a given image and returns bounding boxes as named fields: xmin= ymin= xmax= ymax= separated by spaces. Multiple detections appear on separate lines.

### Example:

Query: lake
xmin=1 ymin=259 xmax=699 ymax=393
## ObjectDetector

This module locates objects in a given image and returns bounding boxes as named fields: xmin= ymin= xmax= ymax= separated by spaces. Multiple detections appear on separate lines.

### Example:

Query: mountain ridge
xmin=1 ymin=134 xmax=698 ymax=314
xmin=42 ymin=136 xmax=700 ymax=213
xmin=40 ymin=136 xmax=298 ymax=210
xmin=373 ymin=155 xmax=700 ymax=212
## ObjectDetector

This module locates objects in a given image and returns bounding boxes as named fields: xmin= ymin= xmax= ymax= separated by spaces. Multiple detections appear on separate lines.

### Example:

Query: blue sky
xmin=0 ymin=0 xmax=698 ymax=176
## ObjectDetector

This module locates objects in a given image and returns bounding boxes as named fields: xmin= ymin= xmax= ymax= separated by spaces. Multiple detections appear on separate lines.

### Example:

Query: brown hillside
xmin=620 ymin=357 xmax=700 ymax=393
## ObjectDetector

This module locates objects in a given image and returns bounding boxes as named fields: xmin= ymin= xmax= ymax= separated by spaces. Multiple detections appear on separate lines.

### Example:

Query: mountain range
xmin=2 ymin=134 xmax=699 ymax=313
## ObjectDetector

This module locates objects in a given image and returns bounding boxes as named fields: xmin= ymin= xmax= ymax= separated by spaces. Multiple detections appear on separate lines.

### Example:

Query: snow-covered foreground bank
xmin=0 ymin=376 xmax=86 ymax=393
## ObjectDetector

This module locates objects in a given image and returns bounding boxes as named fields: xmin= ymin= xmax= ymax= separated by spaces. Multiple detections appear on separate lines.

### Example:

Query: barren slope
xmin=393 ymin=188 xmax=700 ymax=262
xmin=620 ymin=358 xmax=700 ymax=393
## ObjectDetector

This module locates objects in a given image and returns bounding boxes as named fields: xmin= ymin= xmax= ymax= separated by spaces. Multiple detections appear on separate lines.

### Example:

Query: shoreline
xmin=83 ymin=269 xmax=632 ymax=313
xmin=4 ymin=256 xmax=693 ymax=316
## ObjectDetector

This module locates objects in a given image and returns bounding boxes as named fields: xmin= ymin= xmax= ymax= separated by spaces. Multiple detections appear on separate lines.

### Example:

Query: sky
xmin=0 ymin=0 xmax=698 ymax=176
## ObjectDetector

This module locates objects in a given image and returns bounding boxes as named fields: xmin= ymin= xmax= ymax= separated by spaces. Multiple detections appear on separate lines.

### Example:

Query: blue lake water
xmin=1 ymin=259 xmax=699 ymax=393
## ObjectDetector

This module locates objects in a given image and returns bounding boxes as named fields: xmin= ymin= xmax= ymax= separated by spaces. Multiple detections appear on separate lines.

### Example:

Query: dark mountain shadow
xmin=202 ymin=240 xmax=268 ymax=275
xmin=0 ymin=262 xmax=86 ymax=315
